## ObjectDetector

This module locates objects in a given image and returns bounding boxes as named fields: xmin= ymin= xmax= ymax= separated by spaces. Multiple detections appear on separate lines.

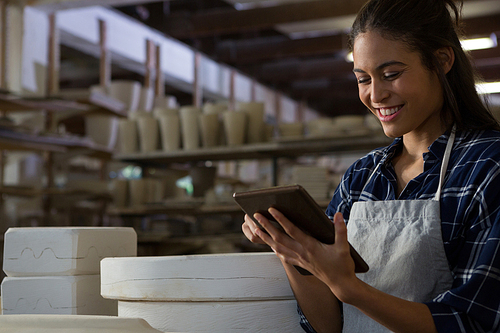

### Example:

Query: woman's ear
xmin=435 ymin=46 xmax=455 ymax=74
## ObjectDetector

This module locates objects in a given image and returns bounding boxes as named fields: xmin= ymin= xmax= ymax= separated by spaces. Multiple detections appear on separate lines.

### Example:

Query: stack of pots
xmin=101 ymin=253 xmax=303 ymax=332
xmin=115 ymin=99 xmax=268 ymax=155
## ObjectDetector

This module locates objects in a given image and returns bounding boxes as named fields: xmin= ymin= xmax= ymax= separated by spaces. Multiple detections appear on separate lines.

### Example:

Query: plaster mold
xmin=0 ymin=315 xmax=168 ymax=333
xmin=3 ymin=227 xmax=137 ymax=276
xmin=1 ymin=275 xmax=117 ymax=315
xmin=118 ymin=300 xmax=303 ymax=333
xmin=101 ymin=252 xmax=294 ymax=301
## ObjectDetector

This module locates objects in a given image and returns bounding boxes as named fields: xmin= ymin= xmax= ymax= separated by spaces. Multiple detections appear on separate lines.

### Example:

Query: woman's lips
xmin=377 ymin=105 xmax=403 ymax=122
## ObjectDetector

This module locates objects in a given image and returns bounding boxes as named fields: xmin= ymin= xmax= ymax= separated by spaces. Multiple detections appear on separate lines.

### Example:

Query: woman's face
xmin=353 ymin=31 xmax=445 ymax=139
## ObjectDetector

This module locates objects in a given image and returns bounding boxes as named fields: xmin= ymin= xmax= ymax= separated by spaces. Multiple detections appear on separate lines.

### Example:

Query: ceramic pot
xmin=222 ymin=111 xmax=247 ymax=146
xmin=85 ymin=115 xmax=119 ymax=150
xmin=189 ymin=166 xmax=217 ymax=197
xmin=179 ymin=106 xmax=201 ymax=150
xmin=129 ymin=179 xmax=146 ymax=206
xmin=108 ymin=80 xmax=141 ymax=112
xmin=198 ymin=113 xmax=220 ymax=148
xmin=237 ymin=102 xmax=265 ymax=143
xmin=203 ymin=102 xmax=226 ymax=115
xmin=152 ymin=107 xmax=178 ymax=119
xmin=111 ymin=179 xmax=128 ymax=208
xmin=136 ymin=116 xmax=159 ymax=153
xmin=117 ymin=119 xmax=138 ymax=154
xmin=158 ymin=114 xmax=180 ymax=151
xmin=153 ymin=95 xmax=178 ymax=109
xmin=137 ymin=87 xmax=154 ymax=112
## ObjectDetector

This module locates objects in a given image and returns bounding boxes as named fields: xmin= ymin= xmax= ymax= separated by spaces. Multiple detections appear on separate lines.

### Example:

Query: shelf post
xmin=155 ymin=43 xmax=164 ymax=97
xmin=47 ymin=12 xmax=59 ymax=97
xmin=229 ymin=69 xmax=235 ymax=112
xmin=99 ymin=19 xmax=111 ymax=90
xmin=298 ymin=99 xmax=306 ymax=123
xmin=0 ymin=1 xmax=7 ymax=90
xmin=193 ymin=52 xmax=202 ymax=108
xmin=42 ymin=150 xmax=54 ymax=225
xmin=0 ymin=3 xmax=6 ymax=211
xmin=145 ymin=39 xmax=155 ymax=89
xmin=251 ymin=78 xmax=256 ymax=102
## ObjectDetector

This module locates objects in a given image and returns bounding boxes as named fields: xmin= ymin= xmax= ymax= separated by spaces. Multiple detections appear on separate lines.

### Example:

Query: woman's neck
xmin=392 ymin=125 xmax=447 ymax=197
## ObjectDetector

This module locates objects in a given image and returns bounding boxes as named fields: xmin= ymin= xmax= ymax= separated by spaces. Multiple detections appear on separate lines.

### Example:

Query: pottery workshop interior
xmin=0 ymin=0 xmax=500 ymax=332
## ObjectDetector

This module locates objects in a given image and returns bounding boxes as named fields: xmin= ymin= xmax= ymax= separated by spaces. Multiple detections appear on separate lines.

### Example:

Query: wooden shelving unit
xmin=114 ymin=134 xmax=391 ymax=166
xmin=107 ymin=199 xmax=331 ymax=217
xmin=0 ymin=92 xmax=92 ymax=113
xmin=111 ymin=133 xmax=389 ymax=220
xmin=0 ymin=127 xmax=113 ymax=157
xmin=56 ymin=89 xmax=127 ymax=117
xmin=0 ymin=185 xmax=112 ymax=200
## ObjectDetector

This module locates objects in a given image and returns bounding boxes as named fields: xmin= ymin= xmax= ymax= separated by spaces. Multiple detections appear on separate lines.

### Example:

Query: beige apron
xmin=343 ymin=130 xmax=455 ymax=333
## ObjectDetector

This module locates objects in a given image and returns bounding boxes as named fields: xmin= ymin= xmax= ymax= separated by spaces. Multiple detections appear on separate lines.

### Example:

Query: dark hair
xmin=348 ymin=0 xmax=500 ymax=132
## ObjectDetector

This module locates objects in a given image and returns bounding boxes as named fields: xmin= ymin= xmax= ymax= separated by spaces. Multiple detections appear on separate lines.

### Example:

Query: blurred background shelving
xmin=0 ymin=0 xmax=499 ymax=281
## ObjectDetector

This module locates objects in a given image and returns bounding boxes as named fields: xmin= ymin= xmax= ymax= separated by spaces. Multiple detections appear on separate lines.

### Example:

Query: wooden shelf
xmin=0 ymin=185 xmax=112 ymax=200
xmin=114 ymin=134 xmax=392 ymax=166
xmin=0 ymin=92 xmax=92 ymax=113
xmin=0 ymin=128 xmax=113 ymax=157
xmin=56 ymin=89 xmax=127 ymax=117
xmin=107 ymin=199 xmax=331 ymax=216
xmin=137 ymin=232 xmax=245 ymax=244
xmin=107 ymin=202 xmax=242 ymax=216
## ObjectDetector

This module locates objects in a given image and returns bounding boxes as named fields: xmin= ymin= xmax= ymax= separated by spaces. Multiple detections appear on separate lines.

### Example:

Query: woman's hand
xmin=241 ymin=213 xmax=267 ymax=245
xmin=253 ymin=208 xmax=360 ymax=302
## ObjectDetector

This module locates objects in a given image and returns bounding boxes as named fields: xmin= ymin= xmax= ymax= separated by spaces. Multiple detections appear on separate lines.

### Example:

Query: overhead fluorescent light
xmin=345 ymin=34 xmax=497 ymax=63
xmin=461 ymin=33 xmax=497 ymax=51
xmin=477 ymin=82 xmax=500 ymax=95
xmin=345 ymin=52 xmax=354 ymax=62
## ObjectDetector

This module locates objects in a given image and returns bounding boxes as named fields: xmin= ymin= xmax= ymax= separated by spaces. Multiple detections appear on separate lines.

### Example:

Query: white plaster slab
xmin=3 ymin=227 xmax=137 ymax=277
xmin=101 ymin=253 xmax=294 ymax=301
xmin=0 ymin=315 xmax=170 ymax=333
xmin=1 ymin=275 xmax=117 ymax=315
xmin=119 ymin=300 xmax=304 ymax=333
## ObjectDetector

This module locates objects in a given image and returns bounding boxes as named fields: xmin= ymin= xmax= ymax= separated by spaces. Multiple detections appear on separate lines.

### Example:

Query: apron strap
xmin=434 ymin=125 xmax=456 ymax=201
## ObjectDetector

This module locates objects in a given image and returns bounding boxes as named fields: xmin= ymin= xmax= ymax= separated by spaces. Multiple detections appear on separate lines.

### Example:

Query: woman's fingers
xmin=333 ymin=212 xmax=348 ymax=246
xmin=267 ymin=207 xmax=306 ymax=242
xmin=253 ymin=212 xmax=304 ymax=259
xmin=241 ymin=214 xmax=266 ymax=244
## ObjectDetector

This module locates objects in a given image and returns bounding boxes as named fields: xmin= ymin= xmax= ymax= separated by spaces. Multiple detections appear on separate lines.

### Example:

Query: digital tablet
xmin=233 ymin=184 xmax=369 ymax=274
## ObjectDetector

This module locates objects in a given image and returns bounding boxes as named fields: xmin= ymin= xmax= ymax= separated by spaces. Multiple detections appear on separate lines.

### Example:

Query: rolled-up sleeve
xmin=297 ymin=304 xmax=318 ymax=333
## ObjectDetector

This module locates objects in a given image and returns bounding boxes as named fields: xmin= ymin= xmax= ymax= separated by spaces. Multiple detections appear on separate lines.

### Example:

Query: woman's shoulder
xmin=456 ymin=129 xmax=500 ymax=158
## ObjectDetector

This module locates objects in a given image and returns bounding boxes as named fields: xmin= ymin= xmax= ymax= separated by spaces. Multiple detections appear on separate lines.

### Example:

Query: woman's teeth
xmin=379 ymin=107 xmax=400 ymax=116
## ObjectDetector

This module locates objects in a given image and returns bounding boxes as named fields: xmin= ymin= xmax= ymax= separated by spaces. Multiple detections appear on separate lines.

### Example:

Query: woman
xmin=242 ymin=0 xmax=500 ymax=332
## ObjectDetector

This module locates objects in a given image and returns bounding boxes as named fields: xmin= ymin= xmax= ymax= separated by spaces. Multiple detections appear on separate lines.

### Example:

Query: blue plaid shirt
xmin=298 ymin=129 xmax=500 ymax=333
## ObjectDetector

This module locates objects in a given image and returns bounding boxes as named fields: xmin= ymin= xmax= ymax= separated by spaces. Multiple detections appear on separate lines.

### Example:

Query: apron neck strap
xmin=434 ymin=125 xmax=456 ymax=201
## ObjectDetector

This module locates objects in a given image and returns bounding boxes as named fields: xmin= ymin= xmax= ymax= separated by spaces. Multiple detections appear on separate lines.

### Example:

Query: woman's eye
xmin=383 ymin=72 xmax=401 ymax=80
xmin=357 ymin=77 xmax=371 ymax=85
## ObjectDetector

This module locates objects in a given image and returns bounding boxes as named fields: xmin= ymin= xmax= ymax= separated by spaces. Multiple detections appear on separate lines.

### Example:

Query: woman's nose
xmin=370 ymin=81 xmax=390 ymax=103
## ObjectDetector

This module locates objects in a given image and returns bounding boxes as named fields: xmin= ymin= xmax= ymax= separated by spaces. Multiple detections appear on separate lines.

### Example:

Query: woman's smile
xmin=377 ymin=105 xmax=404 ymax=121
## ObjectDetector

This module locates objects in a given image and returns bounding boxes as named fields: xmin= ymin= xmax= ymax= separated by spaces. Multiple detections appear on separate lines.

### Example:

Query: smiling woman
xmin=352 ymin=31 xmax=449 ymax=140
xmin=241 ymin=0 xmax=500 ymax=332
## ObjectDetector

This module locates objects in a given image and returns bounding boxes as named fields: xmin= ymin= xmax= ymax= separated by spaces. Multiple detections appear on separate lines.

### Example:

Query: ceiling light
xmin=461 ymin=33 xmax=497 ymax=51
xmin=476 ymin=82 xmax=500 ymax=95
xmin=345 ymin=52 xmax=354 ymax=63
